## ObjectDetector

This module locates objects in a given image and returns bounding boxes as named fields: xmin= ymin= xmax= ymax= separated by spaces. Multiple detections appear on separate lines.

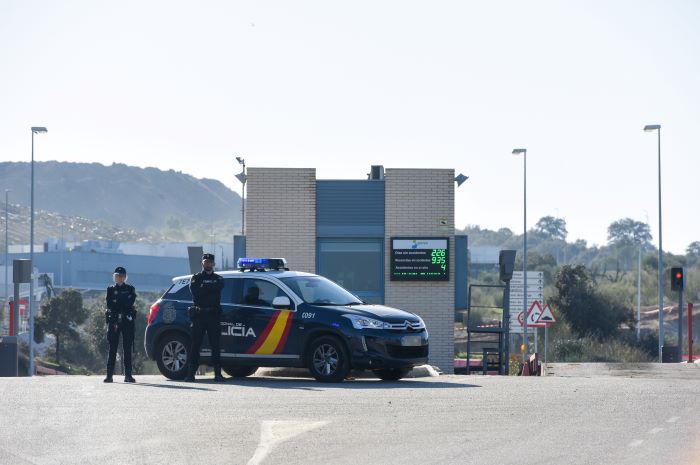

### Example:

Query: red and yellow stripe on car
xmin=246 ymin=311 xmax=294 ymax=355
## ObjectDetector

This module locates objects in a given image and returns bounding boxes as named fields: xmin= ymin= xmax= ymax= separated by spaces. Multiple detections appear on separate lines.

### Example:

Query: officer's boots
xmin=124 ymin=374 xmax=136 ymax=383
xmin=214 ymin=366 xmax=225 ymax=382
xmin=104 ymin=369 xmax=113 ymax=383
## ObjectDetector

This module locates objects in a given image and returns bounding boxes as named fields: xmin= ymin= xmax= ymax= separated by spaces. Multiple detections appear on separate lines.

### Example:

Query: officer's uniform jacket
xmin=189 ymin=271 xmax=224 ymax=313
xmin=106 ymin=283 xmax=137 ymax=323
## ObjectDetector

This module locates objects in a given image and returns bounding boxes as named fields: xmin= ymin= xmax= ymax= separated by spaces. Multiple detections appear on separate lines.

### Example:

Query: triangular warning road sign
xmin=536 ymin=303 xmax=557 ymax=325
xmin=518 ymin=301 xmax=547 ymax=327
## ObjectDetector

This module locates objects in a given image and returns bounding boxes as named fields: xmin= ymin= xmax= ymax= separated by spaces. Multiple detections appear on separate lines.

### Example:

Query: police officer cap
xmin=202 ymin=253 xmax=215 ymax=261
xmin=114 ymin=266 xmax=127 ymax=275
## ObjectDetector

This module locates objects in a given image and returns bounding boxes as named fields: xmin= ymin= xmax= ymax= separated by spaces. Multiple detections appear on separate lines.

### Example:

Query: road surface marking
xmin=648 ymin=428 xmax=663 ymax=435
xmin=247 ymin=420 xmax=327 ymax=465
xmin=666 ymin=416 xmax=680 ymax=423
xmin=628 ymin=440 xmax=644 ymax=448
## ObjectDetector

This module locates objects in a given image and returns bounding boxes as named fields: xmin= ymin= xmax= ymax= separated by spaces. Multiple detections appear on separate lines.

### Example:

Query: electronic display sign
xmin=390 ymin=238 xmax=449 ymax=281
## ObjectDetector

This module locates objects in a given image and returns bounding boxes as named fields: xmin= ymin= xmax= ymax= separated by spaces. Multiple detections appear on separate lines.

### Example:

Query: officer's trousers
xmin=188 ymin=313 xmax=221 ymax=376
xmin=107 ymin=320 xmax=134 ymax=377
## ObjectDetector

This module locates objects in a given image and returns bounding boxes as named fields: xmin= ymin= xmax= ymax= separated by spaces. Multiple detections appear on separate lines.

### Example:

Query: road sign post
xmin=509 ymin=271 xmax=544 ymax=335
xmin=536 ymin=303 xmax=557 ymax=365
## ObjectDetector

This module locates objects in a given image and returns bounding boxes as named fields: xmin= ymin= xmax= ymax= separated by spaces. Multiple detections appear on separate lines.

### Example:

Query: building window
xmin=317 ymin=239 xmax=383 ymax=304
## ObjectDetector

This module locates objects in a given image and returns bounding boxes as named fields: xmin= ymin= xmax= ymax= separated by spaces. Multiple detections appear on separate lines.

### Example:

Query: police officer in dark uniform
xmin=104 ymin=266 xmax=137 ymax=383
xmin=185 ymin=253 xmax=225 ymax=382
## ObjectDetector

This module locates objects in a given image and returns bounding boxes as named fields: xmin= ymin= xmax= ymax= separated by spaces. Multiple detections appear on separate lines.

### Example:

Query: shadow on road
xmin=179 ymin=376 xmax=482 ymax=391
xmin=121 ymin=381 xmax=217 ymax=392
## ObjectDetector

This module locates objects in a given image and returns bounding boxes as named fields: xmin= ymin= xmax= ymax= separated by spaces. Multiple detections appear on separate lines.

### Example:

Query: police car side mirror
xmin=272 ymin=296 xmax=291 ymax=309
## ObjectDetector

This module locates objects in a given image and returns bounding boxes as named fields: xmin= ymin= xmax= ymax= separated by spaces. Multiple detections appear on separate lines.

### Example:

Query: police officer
xmin=104 ymin=266 xmax=137 ymax=383
xmin=185 ymin=253 xmax=225 ymax=382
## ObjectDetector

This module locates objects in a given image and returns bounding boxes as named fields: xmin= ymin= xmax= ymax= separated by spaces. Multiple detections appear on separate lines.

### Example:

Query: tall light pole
xmin=29 ymin=126 xmax=47 ymax=376
xmin=4 ymin=189 xmax=9 ymax=321
xmin=235 ymin=157 xmax=246 ymax=235
xmin=513 ymin=148 xmax=528 ymax=362
xmin=454 ymin=173 xmax=469 ymax=187
xmin=644 ymin=124 xmax=663 ymax=362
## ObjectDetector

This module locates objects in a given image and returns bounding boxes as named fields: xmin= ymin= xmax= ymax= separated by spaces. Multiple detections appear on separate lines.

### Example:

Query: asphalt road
xmin=1 ymin=373 xmax=699 ymax=465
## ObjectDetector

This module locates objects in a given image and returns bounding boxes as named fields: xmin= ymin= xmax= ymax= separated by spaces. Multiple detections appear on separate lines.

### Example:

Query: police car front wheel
xmin=156 ymin=333 xmax=190 ymax=380
xmin=307 ymin=336 xmax=350 ymax=383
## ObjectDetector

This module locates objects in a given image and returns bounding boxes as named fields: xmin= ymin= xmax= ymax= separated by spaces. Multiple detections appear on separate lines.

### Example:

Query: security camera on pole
xmin=499 ymin=250 xmax=516 ymax=375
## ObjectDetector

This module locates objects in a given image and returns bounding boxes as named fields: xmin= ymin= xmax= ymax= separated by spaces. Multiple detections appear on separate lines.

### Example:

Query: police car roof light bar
xmin=237 ymin=257 xmax=289 ymax=272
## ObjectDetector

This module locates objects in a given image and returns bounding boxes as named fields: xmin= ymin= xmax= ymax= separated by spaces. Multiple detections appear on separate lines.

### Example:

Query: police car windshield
xmin=280 ymin=276 xmax=362 ymax=306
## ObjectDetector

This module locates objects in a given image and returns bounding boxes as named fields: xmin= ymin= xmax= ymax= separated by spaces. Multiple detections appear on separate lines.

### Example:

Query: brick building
xmin=241 ymin=166 xmax=467 ymax=373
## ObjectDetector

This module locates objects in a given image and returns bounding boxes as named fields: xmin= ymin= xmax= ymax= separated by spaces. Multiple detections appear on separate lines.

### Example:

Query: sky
xmin=1 ymin=1 xmax=698 ymax=254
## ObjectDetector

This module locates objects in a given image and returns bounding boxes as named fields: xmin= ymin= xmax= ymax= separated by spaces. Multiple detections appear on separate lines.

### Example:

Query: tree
xmin=607 ymin=218 xmax=652 ymax=246
xmin=34 ymin=289 xmax=89 ymax=365
xmin=515 ymin=251 xmax=558 ymax=283
xmin=550 ymin=265 xmax=633 ymax=338
xmin=461 ymin=225 xmax=514 ymax=247
xmin=687 ymin=241 xmax=700 ymax=256
xmin=535 ymin=216 xmax=568 ymax=241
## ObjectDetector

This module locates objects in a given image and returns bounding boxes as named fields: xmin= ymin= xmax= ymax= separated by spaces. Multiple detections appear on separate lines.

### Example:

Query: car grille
xmin=385 ymin=321 xmax=424 ymax=331
xmin=387 ymin=345 xmax=429 ymax=359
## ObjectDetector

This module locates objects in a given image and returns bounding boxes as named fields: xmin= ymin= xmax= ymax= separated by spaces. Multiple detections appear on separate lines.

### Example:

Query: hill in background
xmin=0 ymin=161 xmax=241 ymax=242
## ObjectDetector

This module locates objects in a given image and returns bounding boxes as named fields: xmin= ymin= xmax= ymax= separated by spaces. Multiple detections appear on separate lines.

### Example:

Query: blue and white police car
xmin=145 ymin=258 xmax=429 ymax=382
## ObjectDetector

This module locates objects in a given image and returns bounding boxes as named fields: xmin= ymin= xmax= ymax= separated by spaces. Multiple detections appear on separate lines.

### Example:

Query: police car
xmin=145 ymin=258 xmax=429 ymax=382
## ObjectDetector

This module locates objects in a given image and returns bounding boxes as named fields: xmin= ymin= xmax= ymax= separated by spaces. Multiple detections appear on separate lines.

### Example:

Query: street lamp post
xmin=513 ymin=148 xmax=528 ymax=363
xmin=454 ymin=173 xmax=469 ymax=187
xmin=29 ymin=126 xmax=47 ymax=376
xmin=235 ymin=157 xmax=247 ymax=235
xmin=4 ymin=189 xmax=9 ymax=321
xmin=644 ymin=124 xmax=663 ymax=362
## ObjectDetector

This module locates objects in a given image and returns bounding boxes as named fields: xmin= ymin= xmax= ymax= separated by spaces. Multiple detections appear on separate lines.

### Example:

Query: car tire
xmin=374 ymin=367 xmax=412 ymax=381
xmin=307 ymin=335 xmax=350 ymax=383
xmin=156 ymin=332 xmax=190 ymax=380
xmin=223 ymin=366 xmax=258 ymax=378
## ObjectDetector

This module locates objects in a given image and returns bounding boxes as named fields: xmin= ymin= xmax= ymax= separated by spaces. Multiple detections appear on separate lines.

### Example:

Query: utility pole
xmin=3 ymin=189 xmax=9 ymax=326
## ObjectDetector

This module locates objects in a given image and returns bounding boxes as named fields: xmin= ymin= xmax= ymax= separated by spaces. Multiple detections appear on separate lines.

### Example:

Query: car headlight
xmin=342 ymin=314 xmax=390 ymax=330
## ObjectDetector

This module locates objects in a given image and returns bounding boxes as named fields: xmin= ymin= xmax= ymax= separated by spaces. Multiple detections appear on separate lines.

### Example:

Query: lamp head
xmin=236 ymin=156 xmax=245 ymax=165
xmin=31 ymin=127 xmax=47 ymax=134
xmin=512 ymin=148 xmax=526 ymax=155
xmin=235 ymin=172 xmax=247 ymax=184
xmin=643 ymin=124 xmax=661 ymax=132
xmin=454 ymin=173 xmax=469 ymax=187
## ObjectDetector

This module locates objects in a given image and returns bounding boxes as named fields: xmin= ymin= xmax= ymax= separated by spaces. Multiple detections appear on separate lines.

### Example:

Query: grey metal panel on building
xmin=233 ymin=235 xmax=246 ymax=267
xmin=316 ymin=180 xmax=384 ymax=237
xmin=187 ymin=246 xmax=204 ymax=275
xmin=455 ymin=235 xmax=468 ymax=309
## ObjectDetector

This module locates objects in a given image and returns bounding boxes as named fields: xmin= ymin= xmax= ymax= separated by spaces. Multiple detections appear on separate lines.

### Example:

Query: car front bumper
xmin=346 ymin=329 xmax=429 ymax=370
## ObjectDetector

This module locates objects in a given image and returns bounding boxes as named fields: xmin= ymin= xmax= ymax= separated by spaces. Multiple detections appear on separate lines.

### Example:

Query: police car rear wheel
xmin=223 ymin=366 xmax=258 ymax=378
xmin=307 ymin=336 xmax=350 ymax=383
xmin=156 ymin=333 xmax=190 ymax=380
xmin=374 ymin=367 xmax=411 ymax=381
